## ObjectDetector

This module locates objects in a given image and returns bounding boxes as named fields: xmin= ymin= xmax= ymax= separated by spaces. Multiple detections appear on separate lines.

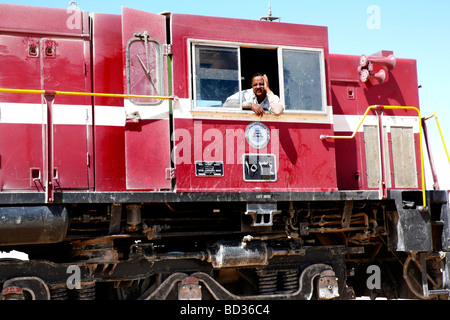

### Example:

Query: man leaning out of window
xmin=223 ymin=73 xmax=284 ymax=116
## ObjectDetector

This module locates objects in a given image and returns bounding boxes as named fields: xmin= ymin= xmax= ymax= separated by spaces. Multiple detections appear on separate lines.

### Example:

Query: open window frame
xmin=189 ymin=39 xmax=328 ymax=115
xmin=191 ymin=41 xmax=242 ymax=111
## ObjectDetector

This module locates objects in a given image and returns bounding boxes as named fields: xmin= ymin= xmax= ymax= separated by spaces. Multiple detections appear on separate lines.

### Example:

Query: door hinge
xmin=164 ymin=44 xmax=172 ymax=56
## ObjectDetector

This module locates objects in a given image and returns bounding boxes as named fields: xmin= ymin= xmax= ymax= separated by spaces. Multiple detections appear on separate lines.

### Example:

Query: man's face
xmin=252 ymin=76 xmax=265 ymax=100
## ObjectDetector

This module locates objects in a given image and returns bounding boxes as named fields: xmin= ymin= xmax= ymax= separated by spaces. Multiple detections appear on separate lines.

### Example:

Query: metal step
xmin=428 ymin=289 xmax=450 ymax=296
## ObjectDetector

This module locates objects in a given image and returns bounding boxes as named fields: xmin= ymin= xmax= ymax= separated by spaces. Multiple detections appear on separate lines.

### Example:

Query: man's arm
xmin=263 ymin=75 xmax=284 ymax=115
xmin=267 ymin=91 xmax=284 ymax=115
xmin=223 ymin=91 xmax=241 ymax=108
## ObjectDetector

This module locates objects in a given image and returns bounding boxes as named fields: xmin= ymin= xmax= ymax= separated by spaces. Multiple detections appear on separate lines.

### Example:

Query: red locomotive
xmin=0 ymin=3 xmax=449 ymax=300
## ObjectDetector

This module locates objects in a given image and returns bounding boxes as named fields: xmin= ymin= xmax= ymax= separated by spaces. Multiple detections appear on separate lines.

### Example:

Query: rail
xmin=424 ymin=112 xmax=450 ymax=165
xmin=0 ymin=87 xmax=177 ymax=100
xmin=422 ymin=111 xmax=450 ymax=191
xmin=0 ymin=87 xmax=176 ymax=203
xmin=321 ymin=105 xmax=427 ymax=209
xmin=0 ymin=91 xmax=430 ymax=207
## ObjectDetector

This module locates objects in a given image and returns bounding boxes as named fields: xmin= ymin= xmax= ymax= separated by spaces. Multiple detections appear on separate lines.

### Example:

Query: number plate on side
xmin=243 ymin=154 xmax=277 ymax=182
xmin=195 ymin=161 xmax=224 ymax=177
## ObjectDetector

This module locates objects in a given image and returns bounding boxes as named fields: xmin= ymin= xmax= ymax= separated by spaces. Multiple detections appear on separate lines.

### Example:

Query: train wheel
xmin=403 ymin=253 xmax=444 ymax=299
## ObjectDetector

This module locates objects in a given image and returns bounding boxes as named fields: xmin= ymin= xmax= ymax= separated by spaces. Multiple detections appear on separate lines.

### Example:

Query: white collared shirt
xmin=224 ymin=89 xmax=284 ymax=115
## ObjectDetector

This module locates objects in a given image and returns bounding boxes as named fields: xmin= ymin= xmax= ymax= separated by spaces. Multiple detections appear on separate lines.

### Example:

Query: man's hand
xmin=251 ymin=103 xmax=265 ymax=117
xmin=263 ymin=74 xmax=271 ymax=94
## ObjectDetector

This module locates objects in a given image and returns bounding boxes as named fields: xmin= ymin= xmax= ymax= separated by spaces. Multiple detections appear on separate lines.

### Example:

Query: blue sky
xmin=2 ymin=0 xmax=450 ymax=190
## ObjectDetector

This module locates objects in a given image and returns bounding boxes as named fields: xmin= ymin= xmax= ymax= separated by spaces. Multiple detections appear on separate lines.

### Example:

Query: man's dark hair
xmin=252 ymin=72 xmax=264 ymax=79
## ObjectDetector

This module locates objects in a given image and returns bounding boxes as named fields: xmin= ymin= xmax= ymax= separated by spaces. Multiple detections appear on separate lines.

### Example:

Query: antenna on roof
xmin=68 ymin=1 xmax=78 ymax=10
xmin=260 ymin=1 xmax=280 ymax=22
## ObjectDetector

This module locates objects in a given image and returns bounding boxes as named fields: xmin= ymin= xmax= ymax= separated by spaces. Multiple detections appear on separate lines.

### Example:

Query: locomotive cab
xmin=167 ymin=11 xmax=337 ymax=193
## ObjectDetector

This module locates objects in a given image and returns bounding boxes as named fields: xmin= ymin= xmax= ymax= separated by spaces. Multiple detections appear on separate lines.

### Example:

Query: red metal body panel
xmin=44 ymin=38 xmax=93 ymax=190
xmin=0 ymin=3 xmax=89 ymax=36
xmin=0 ymin=33 xmax=42 ymax=191
xmin=174 ymin=119 xmax=337 ymax=192
xmin=0 ymin=124 xmax=43 ymax=190
xmin=330 ymin=53 xmax=422 ymax=191
xmin=121 ymin=7 xmax=171 ymax=191
xmin=91 ymin=13 xmax=126 ymax=191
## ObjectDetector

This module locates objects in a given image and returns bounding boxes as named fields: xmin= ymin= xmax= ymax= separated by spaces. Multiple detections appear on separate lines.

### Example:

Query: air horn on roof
xmin=358 ymin=53 xmax=396 ymax=84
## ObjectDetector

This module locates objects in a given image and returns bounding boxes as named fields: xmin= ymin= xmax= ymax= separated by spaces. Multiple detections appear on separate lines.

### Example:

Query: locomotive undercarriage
xmin=0 ymin=190 xmax=449 ymax=300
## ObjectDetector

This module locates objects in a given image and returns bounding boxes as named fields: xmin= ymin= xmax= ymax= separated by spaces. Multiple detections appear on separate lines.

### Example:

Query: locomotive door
xmin=121 ymin=7 xmax=171 ymax=190
xmin=0 ymin=34 xmax=92 ymax=192
xmin=41 ymin=37 xmax=93 ymax=191
xmin=0 ymin=34 xmax=43 ymax=191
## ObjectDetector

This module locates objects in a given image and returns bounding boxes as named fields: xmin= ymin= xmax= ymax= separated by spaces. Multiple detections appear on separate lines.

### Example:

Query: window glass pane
xmin=282 ymin=50 xmax=324 ymax=111
xmin=194 ymin=45 xmax=239 ymax=108
xmin=128 ymin=39 xmax=162 ymax=105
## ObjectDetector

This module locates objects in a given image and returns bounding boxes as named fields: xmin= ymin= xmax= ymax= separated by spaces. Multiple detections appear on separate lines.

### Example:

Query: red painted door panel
xmin=0 ymin=34 xmax=43 ymax=191
xmin=121 ymin=7 xmax=171 ymax=190
xmin=42 ymin=37 xmax=92 ymax=190
xmin=91 ymin=13 xmax=126 ymax=192
xmin=0 ymin=35 xmax=92 ymax=191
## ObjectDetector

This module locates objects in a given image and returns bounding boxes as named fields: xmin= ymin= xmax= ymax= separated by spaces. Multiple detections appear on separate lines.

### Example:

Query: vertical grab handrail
xmin=435 ymin=113 xmax=450 ymax=165
xmin=375 ymin=108 xmax=387 ymax=200
xmin=424 ymin=112 xmax=450 ymax=166
xmin=321 ymin=105 xmax=427 ymax=209
xmin=44 ymin=92 xmax=56 ymax=203
xmin=422 ymin=111 xmax=450 ymax=191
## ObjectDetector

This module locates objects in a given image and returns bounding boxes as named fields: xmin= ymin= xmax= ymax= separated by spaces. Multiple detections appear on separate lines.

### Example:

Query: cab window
xmin=191 ymin=42 xmax=326 ymax=113
xmin=192 ymin=45 xmax=240 ymax=108
xmin=282 ymin=49 xmax=325 ymax=112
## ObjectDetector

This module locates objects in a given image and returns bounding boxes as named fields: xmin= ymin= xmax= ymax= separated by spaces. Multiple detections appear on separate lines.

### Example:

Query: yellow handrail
xmin=0 ymin=90 xmax=429 ymax=208
xmin=424 ymin=112 xmax=450 ymax=165
xmin=321 ymin=105 xmax=427 ymax=208
xmin=435 ymin=114 xmax=450 ymax=165
xmin=320 ymin=105 xmax=374 ymax=140
xmin=0 ymin=87 xmax=176 ymax=100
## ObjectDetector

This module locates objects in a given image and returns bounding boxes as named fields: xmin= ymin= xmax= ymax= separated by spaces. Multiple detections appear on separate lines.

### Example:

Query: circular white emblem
xmin=245 ymin=122 xmax=270 ymax=149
